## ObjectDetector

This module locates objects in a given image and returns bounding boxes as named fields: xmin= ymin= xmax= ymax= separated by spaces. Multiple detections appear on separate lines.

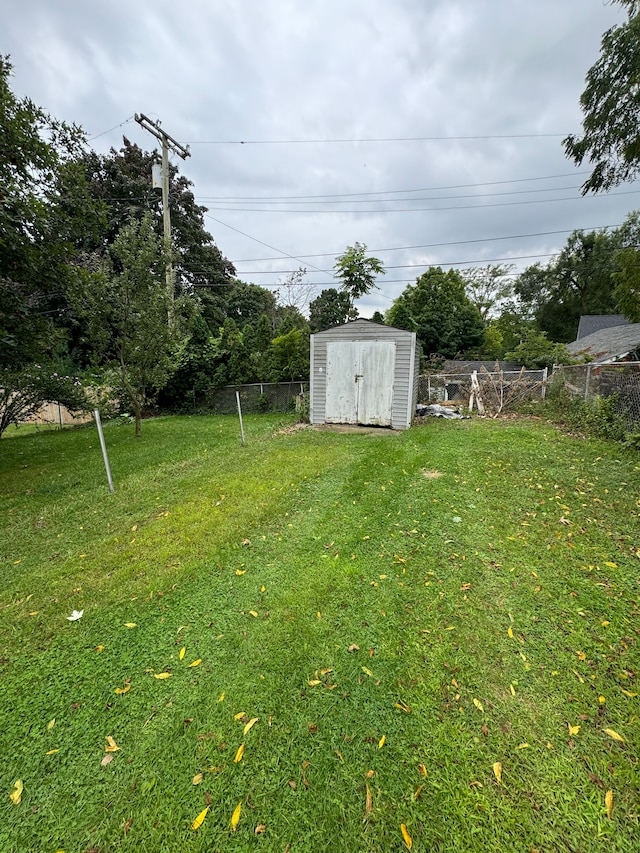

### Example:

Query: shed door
xmin=326 ymin=341 xmax=395 ymax=426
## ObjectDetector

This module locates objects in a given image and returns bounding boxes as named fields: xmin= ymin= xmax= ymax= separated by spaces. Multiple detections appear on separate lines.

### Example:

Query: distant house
xmin=567 ymin=322 xmax=640 ymax=364
xmin=576 ymin=314 xmax=630 ymax=340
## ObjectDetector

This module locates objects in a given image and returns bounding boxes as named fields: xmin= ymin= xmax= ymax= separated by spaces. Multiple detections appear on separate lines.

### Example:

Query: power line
xmin=203 ymin=212 xmax=332 ymax=279
xmin=202 ymin=188 xmax=640 ymax=215
xmin=196 ymin=172 xmax=593 ymax=201
xmin=86 ymin=116 xmax=135 ymax=142
xmin=185 ymin=132 xmax=569 ymax=144
xmin=233 ymin=224 xmax=625 ymax=263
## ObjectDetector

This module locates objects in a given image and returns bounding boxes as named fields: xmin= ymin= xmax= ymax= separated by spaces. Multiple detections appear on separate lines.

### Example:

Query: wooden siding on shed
xmin=310 ymin=320 xmax=417 ymax=430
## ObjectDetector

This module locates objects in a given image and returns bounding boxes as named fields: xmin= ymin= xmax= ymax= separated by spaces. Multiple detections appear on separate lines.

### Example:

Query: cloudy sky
xmin=4 ymin=0 xmax=639 ymax=317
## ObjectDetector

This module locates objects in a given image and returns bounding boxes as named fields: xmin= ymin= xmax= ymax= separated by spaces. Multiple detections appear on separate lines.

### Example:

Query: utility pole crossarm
xmin=134 ymin=113 xmax=191 ymax=160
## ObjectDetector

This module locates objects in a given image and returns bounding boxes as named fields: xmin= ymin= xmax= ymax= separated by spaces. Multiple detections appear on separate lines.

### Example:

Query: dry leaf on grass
xmin=492 ymin=762 xmax=503 ymax=785
xmin=605 ymin=789 xmax=614 ymax=819
xmin=400 ymin=823 xmax=412 ymax=849
xmin=604 ymin=728 xmax=624 ymax=743
xmin=191 ymin=806 xmax=209 ymax=831
xmin=104 ymin=736 xmax=121 ymax=752
xmin=9 ymin=780 xmax=23 ymax=805
xmin=231 ymin=802 xmax=242 ymax=831
xmin=243 ymin=717 xmax=259 ymax=735
xmin=234 ymin=744 xmax=245 ymax=763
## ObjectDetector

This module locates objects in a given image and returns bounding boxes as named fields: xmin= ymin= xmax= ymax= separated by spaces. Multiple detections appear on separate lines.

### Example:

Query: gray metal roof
xmin=576 ymin=315 xmax=630 ymax=339
xmin=567 ymin=323 xmax=640 ymax=363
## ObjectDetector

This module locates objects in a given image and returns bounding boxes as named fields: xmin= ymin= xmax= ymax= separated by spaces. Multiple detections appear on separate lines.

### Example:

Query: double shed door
xmin=325 ymin=340 xmax=395 ymax=426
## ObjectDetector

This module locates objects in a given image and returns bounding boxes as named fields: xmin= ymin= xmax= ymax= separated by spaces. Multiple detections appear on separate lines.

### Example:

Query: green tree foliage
xmin=71 ymin=214 xmax=181 ymax=436
xmin=564 ymin=2 xmax=640 ymax=192
xmin=370 ymin=311 xmax=385 ymax=325
xmin=0 ymin=55 xmax=91 ymax=369
xmin=333 ymin=243 xmax=385 ymax=310
xmin=225 ymin=283 xmax=277 ymax=330
xmin=612 ymin=247 xmax=640 ymax=321
xmin=268 ymin=328 xmax=310 ymax=382
xmin=309 ymin=288 xmax=352 ymax=331
xmin=461 ymin=264 xmax=514 ymax=321
xmin=505 ymin=329 xmax=569 ymax=370
xmin=387 ymin=268 xmax=484 ymax=358
xmin=0 ymin=365 xmax=88 ymax=438
xmin=514 ymin=230 xmax=618 ymax=341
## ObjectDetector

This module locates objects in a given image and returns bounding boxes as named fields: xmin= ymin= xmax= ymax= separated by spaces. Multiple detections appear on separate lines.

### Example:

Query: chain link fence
xmin=551 ymin=362 xmax=640 ymax=429
xmin=201 ymin=382 xmax=308 ymax=415
xmin=417 ymin=369 xmax=547 ymax=413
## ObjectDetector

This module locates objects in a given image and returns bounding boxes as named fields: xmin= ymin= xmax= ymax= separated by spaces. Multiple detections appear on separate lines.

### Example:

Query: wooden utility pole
xmin=134 ymin=113 xmax=190 ymax=320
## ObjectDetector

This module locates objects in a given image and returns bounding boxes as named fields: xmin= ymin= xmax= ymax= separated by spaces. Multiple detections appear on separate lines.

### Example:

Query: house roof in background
xmin=576 ymin=315 xmax=630 ymax=340
xmin=567 ymin=323 xmax=640 ymax=363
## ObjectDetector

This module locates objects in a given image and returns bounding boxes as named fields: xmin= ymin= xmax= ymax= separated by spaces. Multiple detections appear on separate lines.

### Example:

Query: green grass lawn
xmin=1 ymin=414 xmax=638 ymax=852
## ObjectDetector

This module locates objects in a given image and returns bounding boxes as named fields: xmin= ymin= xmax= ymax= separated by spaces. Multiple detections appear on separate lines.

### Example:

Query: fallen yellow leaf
xmin=362 ymin=667 xmax=373 ymax=677
xmin=249 ymin=610 xmax=258 ymax=618
xmin=243 ymin=717 xmax=259 ymax=735
xmin=604 ymin=562 xmax=617 ymax=568
xmin=154 ymin=672 xmax=172 ymax=679
xmin=604 ymin=728 xmax=625 ymax=743
xmin=418 ymin=763 xmax=427 ymax=777
xmin=45 ymin=749 xmax=60 ymax=755
xmin=218 ymin=692 xmax=225 ymax=702
xmin=364 ymin=783 xmax=372 ymax=820
xmin=191 ymin=806 xmax=209 ymax=831
xmin=308 ymin=679 xmax=321 ymax=687
xmin=235 ymin=569 xmax=247 ymax=575
xmin=378 ymin=735 xmax=386 ymax=749
xmin=234 ymin=711 xmax=246 ymax=720
xmin=188 ymin=659 xmax=202 ymax=668
xmin=9 ymin=779 xmax=23 ymax=805
xmin=124 ymin=622 xmax=137 ymax=628
xmin=473 ymin=698 xmax=484 ymax=712
xmin=400 ymin=823 xmax=412 ymax=849
xmin=414 ymin=784 xmax=423 ymax=800
xmin=231 ymin=802 xmax=242 ymax=831
xmin=47 ymin=718 xmax=55 ymax=730
xmin=95 ymin=645 xmax=105 ymax=652
xmin=568 ymin=723 xmax=580 ymax=736
xmin=105 ymin=736 xmax=121 ymax=752
xmin=605 ymin=789 xmax=614 ymax=819
xmin=517 ymin=743 xmax=529 ymax=750
xmin=179 ymin=647 xmax=186 ymax=660
xmin=192 ymin=773 xmax=203 ymax=785
xmin=510 ymin=684 xmax=516 ymax=696
xmin=234 ymin=743 xmax=245 ymax=763
xmin=507 ymin=626 xmax=514 ymax=639
xmin=115 ymin=684 xmax=131 ymax=695
xmin=492 ymin=762 xmax=503 ymax=785
xmin=621 ymin=689 xmax=637 ymax=698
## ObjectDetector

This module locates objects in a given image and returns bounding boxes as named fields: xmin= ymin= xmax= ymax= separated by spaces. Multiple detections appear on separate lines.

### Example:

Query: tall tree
xmin=75 ymin=139 xmax=236 ymax=335
xmin=461 ymin=264 xmax=514 ymax=321
xmin=71 ymin=214 xmax=181 ymax=436
xmin=333 ymin=243 xmax=385 ymax=311
xmin=564 ymin=2 xmax=640 ymax=192
xmin=387 ymin=268 xmax=484 ymax=359
xmin=309 ymin=288 xmax=352 ymax=331
xmin=514 ymin=230 xmax=618 ymax=342
xmin=0 ymin=55 xmax=90 ymax=368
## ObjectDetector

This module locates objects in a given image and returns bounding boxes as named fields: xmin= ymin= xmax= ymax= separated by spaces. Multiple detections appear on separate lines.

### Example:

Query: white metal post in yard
xmin=584 ymin=364 xmax=592 ymax=401
xmin=94 ymin=409 xmax=114 ymax=493
xmin=235 ymin=391 xmax=246 ymax=446
xmin=541 ymin=367 xmax=548 ymax=400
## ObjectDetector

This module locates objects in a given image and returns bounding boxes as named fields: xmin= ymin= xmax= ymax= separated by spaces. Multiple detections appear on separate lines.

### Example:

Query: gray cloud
xmin=4 ymin=0 xmax=638 ymax=316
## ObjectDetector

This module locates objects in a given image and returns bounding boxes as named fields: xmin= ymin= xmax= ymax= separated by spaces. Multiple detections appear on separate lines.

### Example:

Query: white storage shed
xmin=309 ymin=319 xmax=420 ymax=430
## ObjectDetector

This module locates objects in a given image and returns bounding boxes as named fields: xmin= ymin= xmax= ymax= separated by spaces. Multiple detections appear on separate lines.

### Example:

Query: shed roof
xmin=567 ymin=322 xmax=640 ymax=363
xmin=312 ymin=318 xmax=414 ymax=337
xmin=576 ymin=314 xmax=630 ymax=340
